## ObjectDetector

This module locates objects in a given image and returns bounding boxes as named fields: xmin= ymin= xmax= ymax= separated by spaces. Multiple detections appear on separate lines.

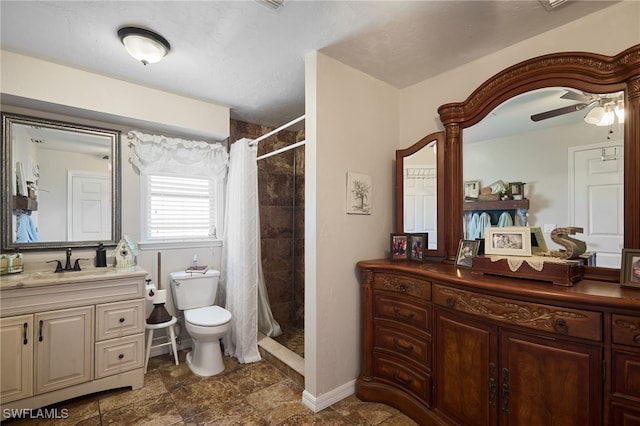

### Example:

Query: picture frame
xmin=530 ymin=226 xmax=548 ymax=255
xmin=484 ymin=226 xmax=532 ymax=256
xmin=455 ymin=239 xmax=479 ymax=268
xmin=464 ymin=180 xmax=481 ymax=199
xmin=390 ymin=233 xmax=409 ymax=261
xmin=346 ymin=172 xmax=372 ymax=214
xmin=508 ymin=181 xmax=524 ymax=198
xmin=620 ymin=249 xmax=640 ymax=288
xmin=408 ymin=233 xmax=428 ymax=262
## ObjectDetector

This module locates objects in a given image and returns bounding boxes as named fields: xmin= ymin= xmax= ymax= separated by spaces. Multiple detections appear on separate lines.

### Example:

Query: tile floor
xmin=271 ymin=325 xmax=304 ymax=358
xmin=3 ymin=350 xmax=418 ymax=425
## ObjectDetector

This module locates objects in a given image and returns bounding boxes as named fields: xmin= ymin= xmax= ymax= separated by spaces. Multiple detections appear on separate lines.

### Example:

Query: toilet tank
xmin=170 ymin=269 xmax=221 ymax=310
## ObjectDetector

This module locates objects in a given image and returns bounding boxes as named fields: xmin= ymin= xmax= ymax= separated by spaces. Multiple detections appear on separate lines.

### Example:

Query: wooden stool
xmin=144 ymin=316 xmax=178 ymax=373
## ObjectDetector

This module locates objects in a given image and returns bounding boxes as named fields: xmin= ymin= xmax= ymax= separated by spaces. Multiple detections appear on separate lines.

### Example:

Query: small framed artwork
xmin=347 ymin=172 xmax=372 ymax=215
xmin=456 ymin=239 xmax=479 ymax=268
xmin=464 ymin=180 xmax=481 ymax=199
xmin=485 ymin=227 xmax=532 ymax=256
xmin=620 ymin=249 xmax=640 ymax=288
xmin=508 ymin=181 xmax=525 ymax=200
xmin=390 ymin=233 xmax=409 ymax=261
xmin=530 ymin=226 xmax=548 ymax=255
xmin=408 ymin=233 xmax=428 ymax=262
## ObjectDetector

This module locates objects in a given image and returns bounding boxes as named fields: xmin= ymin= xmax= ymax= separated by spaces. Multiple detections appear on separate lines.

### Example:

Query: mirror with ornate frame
xmin=2 ymin=112 xmax=121 ymax=251
xmin=395 ymin=131 xmax=445 ymax=257
xmin=438 ymin=44 xmax=640 ymax=281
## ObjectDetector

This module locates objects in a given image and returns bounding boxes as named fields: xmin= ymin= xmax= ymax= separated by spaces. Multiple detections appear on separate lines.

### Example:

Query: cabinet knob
xmin=119 ymin=317 xmax=125 ymax=323
xmin=553 ymin=318 xmax=568 ymax=334
xmin=634 ymin=334 xmax=640 ymax=344
xmin=118 ymin=354 xmax=124 ymax=359
xmin=399 ymin=285 xmax=407 ymax=293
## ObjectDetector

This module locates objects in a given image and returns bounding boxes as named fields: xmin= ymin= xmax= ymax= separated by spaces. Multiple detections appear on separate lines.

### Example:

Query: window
xmin=141 ymin=173 xmax=220 ymax=245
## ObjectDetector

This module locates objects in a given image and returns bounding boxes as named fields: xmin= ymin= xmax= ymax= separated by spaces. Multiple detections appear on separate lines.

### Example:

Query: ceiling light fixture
xmin=584 ymin=100 xmax=624 ymax=126
xmin=118 ymin=26 xmax=171 ymax=65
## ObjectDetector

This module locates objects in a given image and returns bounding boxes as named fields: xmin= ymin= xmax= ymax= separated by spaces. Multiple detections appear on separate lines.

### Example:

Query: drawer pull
xmin=634 ymin=335 xmax=640 ymax=344
xmin=118 ymin=354 xmax=124 ymax=360
xmin=119 ymin=317 xmax=126 ymax=323
xmin=399 ymin=285 xmax=407 ymax=293
xmin=392 ymin=369 xmax=413 ymax=386
xmin=393 ymin=307 xmax=415 ymax=320
xmin=393 ymin=337 xmax=414 ymax=353
xmin=38 ymin=320 xmax=44 ymax=342
xmin=446 ymin=297 xmax=455 ymax=308
xmin=553 ymin=318 xmax=568 ymax=334
xmin=489 ymin=363 xmax=497 ymax=407
xmin=502 ymin=368 xmax=510 ymax=413
xmin=23 ymin=322 xmax=28 ymax=345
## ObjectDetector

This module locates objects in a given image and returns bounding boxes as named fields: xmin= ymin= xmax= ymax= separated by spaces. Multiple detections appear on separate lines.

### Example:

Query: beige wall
xmin=304 ymin=52 xmax=399 ymax=404
xmin=1 ymin=50 xmax=230 ymax=140
xmin=399 ymin=1 xmax=640 ymax=147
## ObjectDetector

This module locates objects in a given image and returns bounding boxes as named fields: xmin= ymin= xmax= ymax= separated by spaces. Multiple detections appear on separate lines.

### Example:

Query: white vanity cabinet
xmin=0 ymin=315 xmax=33 ymax=403
xmin=0 ymin=268 xmax=146 ymax=417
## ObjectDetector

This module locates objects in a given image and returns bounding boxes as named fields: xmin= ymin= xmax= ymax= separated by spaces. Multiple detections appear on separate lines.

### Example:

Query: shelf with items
xmin=462 ymin=198 xmax=529 ymax=212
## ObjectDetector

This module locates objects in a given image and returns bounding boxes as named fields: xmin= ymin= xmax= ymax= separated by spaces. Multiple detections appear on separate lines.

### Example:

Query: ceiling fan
xmin=530 ymin=91 xmax=599 ymax=122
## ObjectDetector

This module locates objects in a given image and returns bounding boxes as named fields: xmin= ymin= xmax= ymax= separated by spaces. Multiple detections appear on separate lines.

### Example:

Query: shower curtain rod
xmin=256 ymin=140 xmax=306 ymax=161
xmin=248 ymin=114 xmax=305 ymax=147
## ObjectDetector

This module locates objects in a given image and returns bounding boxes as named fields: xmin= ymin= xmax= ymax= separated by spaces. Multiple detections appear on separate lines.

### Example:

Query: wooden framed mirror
xmin=395 ymin=131 xmax=445 ymax=257
xmin=438 ymin=44 xmax=640 ymax=280
xmin=2 ymin=112 xmax=121 ymax=251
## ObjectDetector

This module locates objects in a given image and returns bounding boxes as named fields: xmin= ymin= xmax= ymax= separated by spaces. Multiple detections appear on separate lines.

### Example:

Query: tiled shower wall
xmin=229 ymin=120 xmax=305 ymax=329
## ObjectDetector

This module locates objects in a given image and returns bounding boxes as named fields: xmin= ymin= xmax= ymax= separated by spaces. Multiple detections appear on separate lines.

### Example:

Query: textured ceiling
xmin=0 ymin=1 xmax=619 ymax=129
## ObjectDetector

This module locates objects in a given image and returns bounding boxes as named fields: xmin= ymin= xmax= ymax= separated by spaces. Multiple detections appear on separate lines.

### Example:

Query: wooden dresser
xmin=356 ymin=259 xmax=640 ymax=426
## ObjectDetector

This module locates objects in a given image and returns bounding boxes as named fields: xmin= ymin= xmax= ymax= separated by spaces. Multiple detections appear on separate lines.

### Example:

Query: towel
xmin=497 ymin=211 xmax=514 ymax=227
xmin=16 ymin=212 xmax=39 ymax=242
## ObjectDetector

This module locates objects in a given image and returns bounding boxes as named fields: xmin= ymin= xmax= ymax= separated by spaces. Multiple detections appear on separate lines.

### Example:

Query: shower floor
xmin=272 ymin=324 xmax=304 ymax=358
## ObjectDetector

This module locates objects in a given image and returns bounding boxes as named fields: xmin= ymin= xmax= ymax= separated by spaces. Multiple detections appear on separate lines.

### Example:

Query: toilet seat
xmin=185 ymin=305 xmax=231 ymax=327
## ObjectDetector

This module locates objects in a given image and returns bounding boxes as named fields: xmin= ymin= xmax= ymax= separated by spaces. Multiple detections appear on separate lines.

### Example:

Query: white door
xmin=68 ymin=171 xmax=111 ymax=241
xmin=569 ymin=142 xmax=624 ymax=268
xmin=404 ymin=166 xmax=437 ymax=249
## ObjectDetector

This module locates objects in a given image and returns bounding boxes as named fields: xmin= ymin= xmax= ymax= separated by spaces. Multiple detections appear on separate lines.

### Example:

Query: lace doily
xmin=488 ymin=255 xmax=575 ymax=272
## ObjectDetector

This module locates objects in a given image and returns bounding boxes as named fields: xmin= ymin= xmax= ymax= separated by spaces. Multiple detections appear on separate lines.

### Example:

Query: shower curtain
xmin=222 ymin=139 xmax=281 ymax=364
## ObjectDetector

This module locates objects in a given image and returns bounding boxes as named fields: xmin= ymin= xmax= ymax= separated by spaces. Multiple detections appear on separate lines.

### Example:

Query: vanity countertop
xmin=0 ymin=266 xmax=147 ymax=291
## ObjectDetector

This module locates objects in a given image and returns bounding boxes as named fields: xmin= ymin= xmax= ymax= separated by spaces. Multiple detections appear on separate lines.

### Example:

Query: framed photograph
xmin=530 ymin=226 xmax=548 ymax=255
xmin=347 ymin=172 xmax=372 ymax=214
xmin=408 ymin=233 xmax=428 ymax=262
xmin=508 ymin=181 xmax=524 ymax=196
xmin=485 ymin=227 xmax=532 ymax=256
xmin=464 ymin=180 xmax=481 ymax=199
xmin=621 ymin=249 xmax=640 ymax=288
xmin=390 ymin=233 xmax=409 ymax=261
xmin=456 ymin=239 xmax=479 ymax=268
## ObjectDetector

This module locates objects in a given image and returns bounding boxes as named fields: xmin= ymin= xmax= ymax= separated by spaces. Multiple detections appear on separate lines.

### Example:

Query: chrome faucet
xmin=46 ymin=248 xmax=88 ymax=273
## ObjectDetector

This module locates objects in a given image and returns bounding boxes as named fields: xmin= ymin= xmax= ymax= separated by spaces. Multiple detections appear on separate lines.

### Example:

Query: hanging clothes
xmin=221 ymin=139 xmax=281 ymax=364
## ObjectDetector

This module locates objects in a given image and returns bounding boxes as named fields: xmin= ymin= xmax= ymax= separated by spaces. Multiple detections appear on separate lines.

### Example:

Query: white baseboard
xmin=301 ymin=379 xmax=356 ymax=413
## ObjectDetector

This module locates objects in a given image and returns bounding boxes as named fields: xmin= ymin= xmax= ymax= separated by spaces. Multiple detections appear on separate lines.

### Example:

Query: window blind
xmin=146 ymin=174 xmax=215 ymax=240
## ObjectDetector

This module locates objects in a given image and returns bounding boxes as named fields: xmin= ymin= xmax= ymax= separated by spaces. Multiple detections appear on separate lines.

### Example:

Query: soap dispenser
xmin=96 ymin=243 xmax=107 ymax=267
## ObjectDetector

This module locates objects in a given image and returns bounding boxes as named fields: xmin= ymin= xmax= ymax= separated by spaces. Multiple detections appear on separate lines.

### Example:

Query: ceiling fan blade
xmin=530 ymin=103 xmax=589 ymax=122
xmin=560 ymin=91 xmax=594 ymax=102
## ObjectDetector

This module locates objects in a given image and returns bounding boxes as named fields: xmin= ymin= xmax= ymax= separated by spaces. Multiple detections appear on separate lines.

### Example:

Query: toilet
xmin=170 ymin=270 xmax=232 ymax=377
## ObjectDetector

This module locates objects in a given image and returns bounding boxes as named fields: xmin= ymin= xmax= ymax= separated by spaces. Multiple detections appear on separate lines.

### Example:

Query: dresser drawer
xmin=433 ymin=284 xmax=602 ymax=341
xmin=374 ymin=353 xmax=431 ymax=404
xmin=374 ymin=294 xmax=430 ymax=332
xmin=95 ymin=334 xmax=144 ymax=379
xmin=612 ymin=314 xmax=640 ymax=347
xmin=373 ymin=273 xmax=431 ymax=300
xmin=374 ymin=322 xmax=431 ymax=367
xmin=96 ymin=299 xmax=145 ymax=341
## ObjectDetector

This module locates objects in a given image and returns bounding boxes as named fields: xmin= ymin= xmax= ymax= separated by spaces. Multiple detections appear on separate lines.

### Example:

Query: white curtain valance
xmin=128 ymin=130 xmax=229 ymax=180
